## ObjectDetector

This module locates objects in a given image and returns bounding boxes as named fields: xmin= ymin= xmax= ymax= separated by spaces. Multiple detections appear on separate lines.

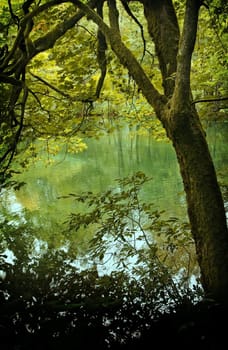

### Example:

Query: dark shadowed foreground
xmin=1 ymin=302 xmax=228 ymax=349
xmin=1 ymin=265 xmax=227 ymax=350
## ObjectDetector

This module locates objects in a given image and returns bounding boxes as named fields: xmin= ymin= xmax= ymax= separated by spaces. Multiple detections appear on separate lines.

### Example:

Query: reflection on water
xmin=7 ymin=122 xmax=228 ymax=220
xmin=0 ymin=122 xmax=227 ymax=279
xmin=11 ymin=127 xmax=185 ymax=220
xmin=1 ymin=122 xmax=228 ymax=228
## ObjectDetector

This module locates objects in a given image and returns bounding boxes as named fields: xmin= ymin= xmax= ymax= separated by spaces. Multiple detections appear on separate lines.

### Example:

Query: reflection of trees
xmin=11 ymin=123 xmax=227 ymax=233
xmin=116 ymin=126 xmax=125 ymax=177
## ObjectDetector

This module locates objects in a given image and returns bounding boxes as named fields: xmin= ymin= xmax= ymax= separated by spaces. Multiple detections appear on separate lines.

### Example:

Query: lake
xmin=0 ymin=120 xmax=227 ymax=276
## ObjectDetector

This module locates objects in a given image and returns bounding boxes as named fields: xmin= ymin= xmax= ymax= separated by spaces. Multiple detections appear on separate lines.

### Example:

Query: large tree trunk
xmin=143 ymin=0 xmax=228 ymax=302
xmin=165 ymin=102 xmax=228 ymax=301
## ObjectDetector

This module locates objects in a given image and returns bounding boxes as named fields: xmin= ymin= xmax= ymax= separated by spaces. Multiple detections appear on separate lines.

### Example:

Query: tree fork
xmin=141 ymin=0 xmax=179 ymax=97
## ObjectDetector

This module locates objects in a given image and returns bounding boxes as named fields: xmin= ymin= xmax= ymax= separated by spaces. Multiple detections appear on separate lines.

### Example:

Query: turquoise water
xmin=3 ymin=121 xmax=228 ymax=228
xmin=0 ymin=121 xmax=227 ymax=278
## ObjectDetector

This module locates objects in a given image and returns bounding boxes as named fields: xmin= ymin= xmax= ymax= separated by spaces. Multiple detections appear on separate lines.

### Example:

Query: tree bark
xmin=144 ymin=0 xmax=228 ymax=302
xmin=142 ymin=0 xmax=179 ymax=97
xmin=166 ymin=104 xmax=228 ymax=302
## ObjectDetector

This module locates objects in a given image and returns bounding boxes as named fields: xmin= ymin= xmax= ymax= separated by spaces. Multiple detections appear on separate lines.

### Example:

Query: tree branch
xmin=95 ymin=0 xmax=107 ymax=99
xmin=120 ymin=0 xmax=146 ymax=61
xmin=29 ymin=72 xmax=71 ymax=98
xmin=192 ymin=96 xmax=228 ymax=105
xmin=0 ymin=85 xmax=28 ymax=173
xmin=141 ymin=0 xmax=179 ymax=97
xmin=33 ymin=0 xmax=98 ymax=55
xmin=174 ymin=0 xmax=200 ymax=107
xmin=74 ymin=0 xmax=166 ymax=116
xmin=0 ymin=0 xmax=96 ymax=71
xmin=33 ymin=13 xmax=82 ymax=54
xmin=108 ymin=0 xmax=120 ymax=32
xmin=0 ymin=73 xmax=23 ymax=86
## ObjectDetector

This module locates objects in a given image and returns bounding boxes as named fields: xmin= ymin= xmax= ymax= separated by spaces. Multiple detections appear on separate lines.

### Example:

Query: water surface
xmin=3 ymin=122 xmax=228 ymax=223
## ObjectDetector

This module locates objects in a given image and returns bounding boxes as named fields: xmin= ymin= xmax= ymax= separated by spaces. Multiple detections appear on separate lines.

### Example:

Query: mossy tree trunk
xmin=144 ymin=0 xmax=228 ymax=302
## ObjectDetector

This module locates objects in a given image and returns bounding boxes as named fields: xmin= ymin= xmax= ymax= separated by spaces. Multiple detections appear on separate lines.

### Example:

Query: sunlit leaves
xmin=15 ymin=135 xmax=87 ymax=168
xmin=191 ymin=5 xmax=228 ymax=119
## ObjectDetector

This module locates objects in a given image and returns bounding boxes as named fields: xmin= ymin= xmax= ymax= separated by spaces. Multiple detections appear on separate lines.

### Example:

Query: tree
xmin=0 ymin=0 xmax=227 ymax=303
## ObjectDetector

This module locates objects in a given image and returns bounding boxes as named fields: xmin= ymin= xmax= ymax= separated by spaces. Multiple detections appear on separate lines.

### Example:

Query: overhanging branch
xmin=95 ymin=0 xmax=107 ymax=99
xmin=29 ymin=72 xmax=71 ymax=98
xmin=174 ymin=0 xmax=200 ymax=106
xmin=192 ymin=96 xmax=228 ymax=105
xmin=120 ymin=0 xmax=146 ymax=60
xmin=0 ymin=73 xmax=23 ymax=86
xmin=74 ymin=0 xmax=166 ymax=115
xmin=34 ymin=12 xmax=83 ymax=54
